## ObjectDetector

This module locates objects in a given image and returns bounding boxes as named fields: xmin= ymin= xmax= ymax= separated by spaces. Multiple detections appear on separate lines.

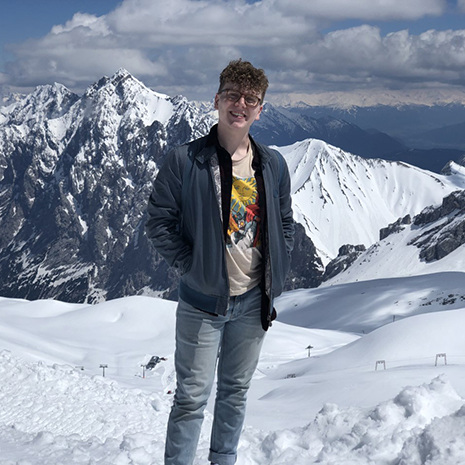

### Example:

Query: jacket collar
xmin=195 ymin=124 xmax=272 ymax=165
xmin=193 ymin=125 xmax=219 ymax=164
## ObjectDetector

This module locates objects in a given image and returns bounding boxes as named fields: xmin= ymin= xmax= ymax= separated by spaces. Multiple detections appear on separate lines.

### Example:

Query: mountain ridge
xmin=0 ymin=70 xmax=216 ymax=302
xmin=322 ymin=185 xmax=465 ymax=287
xmin=1 ymin=70 xmax=465 ymax=303
xmin=281 ymin=138 xmax=465 ymax=262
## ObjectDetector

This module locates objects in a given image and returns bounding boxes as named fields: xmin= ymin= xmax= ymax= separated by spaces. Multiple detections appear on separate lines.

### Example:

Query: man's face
xmin=214 ymin=83 xmax=263 ymax=131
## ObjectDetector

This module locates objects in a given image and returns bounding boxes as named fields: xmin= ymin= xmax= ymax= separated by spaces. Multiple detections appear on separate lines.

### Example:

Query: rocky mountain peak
xmin=0 ymin=71 xmax=217 ymax=303
xmin=4 ymin=83 xmax=79 ymax=126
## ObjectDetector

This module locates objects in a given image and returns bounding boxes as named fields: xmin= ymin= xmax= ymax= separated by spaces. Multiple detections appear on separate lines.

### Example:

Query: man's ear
xmin=214 ymin=94 xmax=219 ymax=110
xmin=255 ymin=104 xmax=263 ymax=121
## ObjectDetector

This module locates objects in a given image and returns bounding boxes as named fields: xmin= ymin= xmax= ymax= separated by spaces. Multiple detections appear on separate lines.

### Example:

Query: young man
xmin=146 ymin=59 xmax=294 ymax=465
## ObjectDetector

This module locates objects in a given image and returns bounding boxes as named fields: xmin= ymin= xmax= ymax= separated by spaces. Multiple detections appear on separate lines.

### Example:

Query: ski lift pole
xmin=306 ymin=345 xmax=314 ymax=357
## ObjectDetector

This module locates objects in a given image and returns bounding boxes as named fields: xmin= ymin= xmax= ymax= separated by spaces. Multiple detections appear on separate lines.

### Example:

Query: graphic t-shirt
xmin=226 ymin=146 xmax=262 ymax=296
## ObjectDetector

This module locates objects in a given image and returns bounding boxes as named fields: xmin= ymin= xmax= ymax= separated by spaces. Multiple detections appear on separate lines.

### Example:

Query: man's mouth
xmin=231 ymin=111 xmax=246 ymax=118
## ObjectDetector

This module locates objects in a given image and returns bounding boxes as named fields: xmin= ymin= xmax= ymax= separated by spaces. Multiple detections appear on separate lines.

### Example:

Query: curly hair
xmin=218 ymin=59 xmax=269 ymax=101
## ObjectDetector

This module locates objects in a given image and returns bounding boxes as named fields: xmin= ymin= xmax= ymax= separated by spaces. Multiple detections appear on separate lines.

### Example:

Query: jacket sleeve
xmin=145 ymin=148 xmax=193 ymax=274
xmin=278 ymin=151 xmax=295 ymax=257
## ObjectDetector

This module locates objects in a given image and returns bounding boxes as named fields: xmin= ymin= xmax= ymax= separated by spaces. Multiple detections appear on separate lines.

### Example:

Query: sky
xmin=2 ymin=0 xmax=465 ymax=105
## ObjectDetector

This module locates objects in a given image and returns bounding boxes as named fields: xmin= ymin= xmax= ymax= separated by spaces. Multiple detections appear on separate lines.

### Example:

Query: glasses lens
xmin=245 ymin=96 xmax=260 ymax=106
xmin=221 ymin=89 xmax=260 ymax=107
xmin=226 ymin=90 xmax=241 ymax=101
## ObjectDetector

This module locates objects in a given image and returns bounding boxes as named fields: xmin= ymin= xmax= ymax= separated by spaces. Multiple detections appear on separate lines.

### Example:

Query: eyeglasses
xmin=218 ymin=88 xmax=262 ymax=107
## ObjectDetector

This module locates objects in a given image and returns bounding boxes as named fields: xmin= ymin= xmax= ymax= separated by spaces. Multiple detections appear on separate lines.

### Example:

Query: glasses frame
xmin=218 ymin=88 xmax=262 ymax=108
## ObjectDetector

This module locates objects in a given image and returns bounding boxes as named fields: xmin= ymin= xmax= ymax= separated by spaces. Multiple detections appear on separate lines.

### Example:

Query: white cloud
xmin=282 ymin=26 xmax=465 ymax=91
xmin=2 ymin=0 xmax=465 ymax=102
xmin=273 ymin=0 xmax=446 ymax=21
xmin=4 ymin=0 xmax=314 ymax=95
xmin=105 ymin=0 xmax=311 ymax=46
xmin=50 ymin=12 xmax=111 ymax=36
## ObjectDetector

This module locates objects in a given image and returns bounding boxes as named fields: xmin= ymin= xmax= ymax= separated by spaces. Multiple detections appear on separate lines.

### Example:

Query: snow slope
xmin=321 ymin=200 xmax=465 ymax=286
xmin=276 ymin=271 xmax=465 ymax=332
xmin=1 ymin=275 xmax=465 ymax=464
xmin=281 ymin=138 xmax=465 ymax=262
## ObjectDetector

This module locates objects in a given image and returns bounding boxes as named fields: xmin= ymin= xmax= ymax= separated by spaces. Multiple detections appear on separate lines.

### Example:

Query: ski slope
xmin=1 ymin=271 xmax=465 ymax=464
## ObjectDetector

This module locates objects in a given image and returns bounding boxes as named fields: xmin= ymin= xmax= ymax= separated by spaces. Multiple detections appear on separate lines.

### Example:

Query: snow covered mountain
xmin=281 ymin=138 xmax=465 ymax=263
xmin=0 ymin=70 xmax=215 ymax=302
xmin=322 ymin=187 xmax=465 ymax=286
xmin=0 ymin=70 xmax=320 ymax=302
xmin=1 ymin=70 xmax=465 ymax=303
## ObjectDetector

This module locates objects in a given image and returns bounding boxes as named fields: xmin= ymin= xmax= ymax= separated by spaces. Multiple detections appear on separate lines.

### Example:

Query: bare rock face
xmin=322 ymin=244 xmax=366 ymax=282
xmin=409 ymin=190 xmax=465 ymax=262
xmin=285 ymin=222 xmax=324 ymax=290
xmin=380 ymin=215 xmax=412 ymax=241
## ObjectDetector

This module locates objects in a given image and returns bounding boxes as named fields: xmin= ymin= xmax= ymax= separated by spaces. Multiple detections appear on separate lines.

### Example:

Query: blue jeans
xmin=164 ymin=285 xmax=266 ymax=465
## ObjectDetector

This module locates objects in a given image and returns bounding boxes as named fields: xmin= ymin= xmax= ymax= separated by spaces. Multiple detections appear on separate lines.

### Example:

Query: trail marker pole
xmin=100 ymin=364 xmax=108 ymax=377
xmin=306 ymin=345 xmax=314 ymax=357
xmin=375 ymin=360 xmax=386 ymax=371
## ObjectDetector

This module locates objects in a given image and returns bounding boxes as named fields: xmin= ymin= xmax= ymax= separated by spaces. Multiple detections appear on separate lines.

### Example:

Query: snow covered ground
xmin=1 ymin=272 xmax=465 ymax=464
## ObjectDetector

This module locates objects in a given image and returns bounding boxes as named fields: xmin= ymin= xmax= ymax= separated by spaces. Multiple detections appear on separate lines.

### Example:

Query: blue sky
xmin=0 ymin=1 xmax=121 ymax=62
xmin=1 ymin=0 xmax=465 ymax=105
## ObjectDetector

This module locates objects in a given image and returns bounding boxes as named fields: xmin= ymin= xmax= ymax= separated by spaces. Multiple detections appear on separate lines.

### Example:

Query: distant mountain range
xmin=411 ymin=121 xmax=465 ymax=150
xmin=250 ymin=105 xmax=406 ymax=158
xmin=289 ymin=103 xmax=465 ymax=146
xmin=4 ymin=81 xmax=465 ymax=173
xmin=1 ymin=70 xmax=465 ymax=304
xmin=280 ymin=103 xmax=465 ymax=173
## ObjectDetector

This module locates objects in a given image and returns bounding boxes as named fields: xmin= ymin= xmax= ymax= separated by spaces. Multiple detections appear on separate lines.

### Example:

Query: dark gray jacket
xmin=145 ymin=126 xmax=294 ymax=330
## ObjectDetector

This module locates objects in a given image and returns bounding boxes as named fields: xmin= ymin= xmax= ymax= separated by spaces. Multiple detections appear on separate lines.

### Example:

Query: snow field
xmin=1 ymin=350 xmax=464 ymax=464
xmin=1 ymin=276 xmax=465 ymax=464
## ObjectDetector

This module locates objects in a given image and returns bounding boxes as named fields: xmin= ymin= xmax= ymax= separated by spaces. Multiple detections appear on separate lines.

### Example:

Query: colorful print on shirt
xmin=227 ymin=175 xmax=261 ymax=248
